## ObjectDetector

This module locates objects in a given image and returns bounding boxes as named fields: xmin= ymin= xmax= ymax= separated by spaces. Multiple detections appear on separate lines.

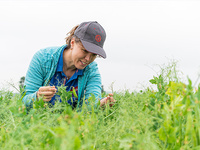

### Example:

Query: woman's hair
xmin=65 ymin=25 xmax=81 ymax=49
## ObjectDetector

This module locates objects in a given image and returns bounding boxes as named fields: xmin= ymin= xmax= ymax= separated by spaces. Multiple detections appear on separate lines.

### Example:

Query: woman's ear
xmin=70 ymin=37 xmax=75 ymax=49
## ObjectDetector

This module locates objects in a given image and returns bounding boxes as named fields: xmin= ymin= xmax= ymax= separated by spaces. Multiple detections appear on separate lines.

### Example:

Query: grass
xmin=1 ymin=62 xmax=200 ymax=149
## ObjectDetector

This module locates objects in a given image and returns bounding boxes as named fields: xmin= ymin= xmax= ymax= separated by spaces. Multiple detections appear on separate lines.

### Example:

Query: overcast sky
xmin=1 ymin=0 xmax=200 ymax=92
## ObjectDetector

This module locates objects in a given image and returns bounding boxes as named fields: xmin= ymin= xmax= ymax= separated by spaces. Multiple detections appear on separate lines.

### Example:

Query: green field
xmin=1 ymin=63 xmax=200 ymax=150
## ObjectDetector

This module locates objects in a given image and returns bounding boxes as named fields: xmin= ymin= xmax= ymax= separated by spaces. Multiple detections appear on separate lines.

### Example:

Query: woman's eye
xmin=92 ymin=54 xmax=97 ymax=57
xmin=82 ymin=49 xmax=88 ymax=53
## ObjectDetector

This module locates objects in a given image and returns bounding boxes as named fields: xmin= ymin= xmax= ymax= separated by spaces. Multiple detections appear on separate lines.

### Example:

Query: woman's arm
xmin=22 ymin=51 xmax=45 ymax=106
xmin=83 ymin=62 xmax=116 ymax=108
xmin=84 ymin=64 xmax=102 ymax=105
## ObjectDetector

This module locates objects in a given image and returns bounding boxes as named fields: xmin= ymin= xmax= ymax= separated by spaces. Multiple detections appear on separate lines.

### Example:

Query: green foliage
xmin=1 ymin=61 xmax=200 ymax=149
xmin=19 ymin=76 xmax=25 ymax=93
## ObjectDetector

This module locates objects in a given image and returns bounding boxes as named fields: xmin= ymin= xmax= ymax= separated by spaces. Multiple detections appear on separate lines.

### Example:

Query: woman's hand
xmin=37 ymin=86 xmax=57 ymax=102
xmin=100 ymin=93 xmax=116 ymax=107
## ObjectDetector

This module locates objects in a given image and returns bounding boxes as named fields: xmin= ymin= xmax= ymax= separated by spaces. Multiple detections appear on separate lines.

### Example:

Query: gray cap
xmin=74 ymin=21 xmax=107 ymax=58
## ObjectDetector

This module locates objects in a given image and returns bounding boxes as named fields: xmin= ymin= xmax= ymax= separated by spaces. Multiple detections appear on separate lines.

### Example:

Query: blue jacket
xmin=23 ymin=45 xmax=102 ymax=108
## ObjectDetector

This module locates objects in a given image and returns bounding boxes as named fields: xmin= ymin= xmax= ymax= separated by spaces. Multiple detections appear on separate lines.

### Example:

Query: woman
xmin=22 ymin=21 xmax=115 ymax=110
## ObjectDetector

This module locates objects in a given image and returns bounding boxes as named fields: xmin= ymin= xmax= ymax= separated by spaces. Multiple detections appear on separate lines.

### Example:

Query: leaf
xmin=72 ymin=87 xmax=78 ymax=98
xmin=158 ymin=127 xmax=167 ymax=142
xmin=185 ymin=111 xmax=193 ymax=135
xmin=118 ymin=133 xmax=136 ymax=149
xmin=149 ymin=79 xmax=156 ymax=84
xmin=74 ymin=135 xmax=81 ymax=150
xmin=149 ymin=76 xmax=158 ymax=84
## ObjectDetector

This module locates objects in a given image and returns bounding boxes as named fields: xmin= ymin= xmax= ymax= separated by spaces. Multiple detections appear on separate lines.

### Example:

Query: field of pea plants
xmin=1 ymin=62 xmax=200 ymax=150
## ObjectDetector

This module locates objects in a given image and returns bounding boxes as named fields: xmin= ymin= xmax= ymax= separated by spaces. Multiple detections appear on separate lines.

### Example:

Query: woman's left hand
xmin=100 ymin=93 xmax=116 ymax=107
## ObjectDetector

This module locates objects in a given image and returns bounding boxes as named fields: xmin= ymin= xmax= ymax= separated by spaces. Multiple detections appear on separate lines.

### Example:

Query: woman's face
xmin=71 ymin=39 xmax=97 ymax=70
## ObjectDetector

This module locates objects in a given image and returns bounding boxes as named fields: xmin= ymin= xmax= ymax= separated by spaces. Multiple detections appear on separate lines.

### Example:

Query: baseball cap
xmin=74 ymin=21 xmax=107 ymax=58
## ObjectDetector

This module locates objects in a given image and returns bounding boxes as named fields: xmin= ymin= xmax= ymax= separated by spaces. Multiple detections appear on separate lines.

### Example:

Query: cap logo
xmin=95 ymin=35 xmax=101 ymax=42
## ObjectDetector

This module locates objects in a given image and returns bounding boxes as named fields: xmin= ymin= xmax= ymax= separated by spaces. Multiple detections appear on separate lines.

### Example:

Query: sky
xmin=0 ymin=0 xmax=200 ymax=93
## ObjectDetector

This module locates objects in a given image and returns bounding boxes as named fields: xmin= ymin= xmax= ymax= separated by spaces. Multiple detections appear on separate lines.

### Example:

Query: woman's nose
xmin=85 ymin=53 xmax=91 ymax=61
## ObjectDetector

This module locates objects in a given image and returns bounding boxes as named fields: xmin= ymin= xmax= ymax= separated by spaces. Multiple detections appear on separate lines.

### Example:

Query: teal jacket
xmin=22 ymin=45 xmax=102 ymax=108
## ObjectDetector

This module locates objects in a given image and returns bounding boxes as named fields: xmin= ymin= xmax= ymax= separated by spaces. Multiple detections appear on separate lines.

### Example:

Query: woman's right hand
xmin=37 ymin=86 xmax=57 ymax=102
xmin=100 ymin=93 xmax=116 ymax=107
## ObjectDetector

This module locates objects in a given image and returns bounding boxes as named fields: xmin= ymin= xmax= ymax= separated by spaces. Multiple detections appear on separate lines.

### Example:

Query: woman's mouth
xmin=80 ymin=60 xmax=88 ymax=66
